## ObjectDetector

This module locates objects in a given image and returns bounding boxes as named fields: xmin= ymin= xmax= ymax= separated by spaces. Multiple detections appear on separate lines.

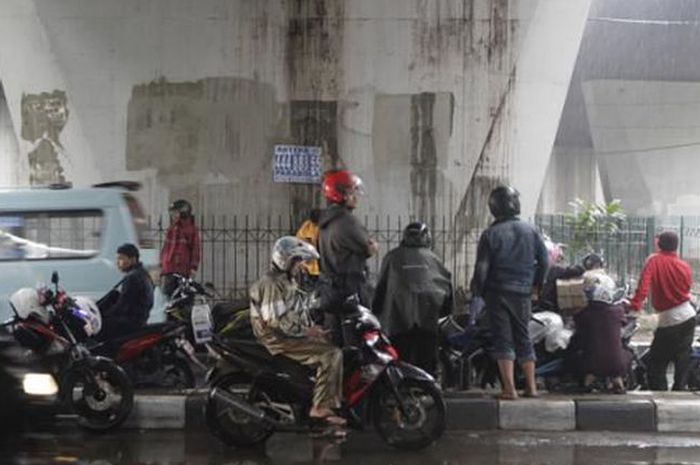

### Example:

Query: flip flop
xmin=310 ymin=415 xmax=348 ymax=427
xmin=494 ymin=392 xmax=518 ymax=401
xmin=523 ymin=392 xmax=540 ymax=399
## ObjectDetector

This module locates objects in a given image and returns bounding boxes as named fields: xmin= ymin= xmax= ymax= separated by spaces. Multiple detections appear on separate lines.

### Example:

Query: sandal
xmin=494 ymin=392 xmax=518 ymax=401
xmin=310 ymin=415 xmax=348 ymax=427
xmin=523 ymin=391 xmax=540 ymax=399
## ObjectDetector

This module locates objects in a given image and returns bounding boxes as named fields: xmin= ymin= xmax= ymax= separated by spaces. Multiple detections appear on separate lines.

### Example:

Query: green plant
xmin=567 ymin=198 xmax=626 ymax=257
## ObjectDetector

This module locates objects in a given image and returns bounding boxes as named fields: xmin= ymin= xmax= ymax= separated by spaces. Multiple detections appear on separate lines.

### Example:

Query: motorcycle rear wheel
xmin=61 ymin=357 xmax=133 ymax=431
xmin=372 ymin=378 xmax=445 ymax=450
xmin=206 ymin=373 xmax=273 ymax=447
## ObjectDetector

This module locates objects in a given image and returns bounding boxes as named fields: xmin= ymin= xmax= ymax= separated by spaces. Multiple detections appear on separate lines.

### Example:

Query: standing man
xmin=318 ymin=169 xmax=379 ymax=345
xmin=372 ymin=222 xmax=454 ymax=375
xmin=98 ymin=243 xmax=154 ymax=341
xmin=627 ymin=231 xmax=695 ymax=391
xmin=160 ymin=199 xmax=201 ymax=297
xmin=470 ymin=186 xmax=549 ymax=400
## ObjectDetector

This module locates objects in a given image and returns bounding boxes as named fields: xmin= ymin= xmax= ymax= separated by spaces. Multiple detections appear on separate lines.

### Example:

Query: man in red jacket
xmin=628 ymin=231 xmax=696 ymax=390
xmin=160 ymin=199 xmax=201 ymax=297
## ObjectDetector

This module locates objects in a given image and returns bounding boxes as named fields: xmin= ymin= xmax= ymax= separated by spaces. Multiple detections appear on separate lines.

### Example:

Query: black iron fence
xmin=149 ymin=213 xmax=700 ymax=303
xmin=149 ymin=215 xmax=479 ymax=301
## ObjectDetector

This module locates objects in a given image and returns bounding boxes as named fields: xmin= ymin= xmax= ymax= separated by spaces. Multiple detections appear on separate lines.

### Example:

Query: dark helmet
xmin=322 ymin=170 xmax=364 ymax=204
xmin=169 ymin=199 xmax=193 ymax=218
xmin=402 ymin=222 xmax=432 ymax=247
xmin=488 ymin=185 xmax=520 ymax=219
xmin=582 ymin=253 xmax=605 ymax=271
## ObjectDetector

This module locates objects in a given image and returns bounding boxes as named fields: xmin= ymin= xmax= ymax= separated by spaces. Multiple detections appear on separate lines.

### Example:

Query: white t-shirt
xmin=657 ymin=300 xmax=696 ymax=328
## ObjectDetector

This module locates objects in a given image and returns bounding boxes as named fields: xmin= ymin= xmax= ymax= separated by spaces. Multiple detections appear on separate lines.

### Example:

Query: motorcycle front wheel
xmin=371 ymin=377 xmax=445 ymax=450
xmin=61 ymin=357 xmax=133 ymax=431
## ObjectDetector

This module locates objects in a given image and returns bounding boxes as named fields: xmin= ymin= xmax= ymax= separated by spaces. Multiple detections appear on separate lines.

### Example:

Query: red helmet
xmin=322 ymin=170 xmax=363 ymax=204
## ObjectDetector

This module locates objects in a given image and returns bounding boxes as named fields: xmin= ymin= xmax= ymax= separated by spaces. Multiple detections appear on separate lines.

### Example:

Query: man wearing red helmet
xmin=317 ymin=169 xmax=379 ymax=346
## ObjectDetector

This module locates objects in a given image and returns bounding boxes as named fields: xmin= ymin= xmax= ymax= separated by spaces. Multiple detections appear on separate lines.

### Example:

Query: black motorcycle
xmin=205 ymin=297 xmax=446 ymax=450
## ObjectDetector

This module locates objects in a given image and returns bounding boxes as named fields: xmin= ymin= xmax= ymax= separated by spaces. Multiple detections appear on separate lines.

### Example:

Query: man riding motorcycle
xmin=249 ymin=236 xmax=345 ymax=427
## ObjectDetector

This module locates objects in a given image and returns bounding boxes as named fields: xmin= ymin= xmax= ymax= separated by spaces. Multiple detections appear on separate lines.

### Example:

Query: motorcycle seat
xmin=226 ymin=338 xmax=313 ymax=379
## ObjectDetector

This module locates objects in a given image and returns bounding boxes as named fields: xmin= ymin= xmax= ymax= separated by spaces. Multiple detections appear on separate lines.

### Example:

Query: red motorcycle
xmin=205 ymin=297 xmax=446 ymax=450
xmin=90 ymin=276 xmax=208 ymax=389
xmin=6 ymin=272 xmax=133 ymax=431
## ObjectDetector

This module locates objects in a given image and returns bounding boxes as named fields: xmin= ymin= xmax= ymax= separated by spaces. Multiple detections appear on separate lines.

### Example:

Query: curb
xmin=123 ymin=390 xmax=700 ymax=433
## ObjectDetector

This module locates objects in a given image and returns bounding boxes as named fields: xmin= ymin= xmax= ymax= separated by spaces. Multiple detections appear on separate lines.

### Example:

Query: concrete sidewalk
xmin=123 ymin=389 xmax=700 ymax=433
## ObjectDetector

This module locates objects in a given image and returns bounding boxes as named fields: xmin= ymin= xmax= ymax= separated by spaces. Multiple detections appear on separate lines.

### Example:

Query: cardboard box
xmin=556 ymin=278 xmax=586 ymax=311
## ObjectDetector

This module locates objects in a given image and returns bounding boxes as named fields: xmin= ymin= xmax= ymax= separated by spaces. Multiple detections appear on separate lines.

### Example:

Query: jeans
xmin=648 ymin=317 xmax=695 ymax=391
xmin=485 ymin=291 xmax=536 ymax=362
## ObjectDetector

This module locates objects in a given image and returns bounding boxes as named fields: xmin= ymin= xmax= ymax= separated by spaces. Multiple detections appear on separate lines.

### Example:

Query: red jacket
xmin=160 ymin=218 xmax=201 ymax=275
xmin=629 ymin=251 xmax=692 ymax=312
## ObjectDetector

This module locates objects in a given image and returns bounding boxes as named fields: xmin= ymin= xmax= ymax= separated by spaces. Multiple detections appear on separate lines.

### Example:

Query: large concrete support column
xmin=0 ymin=0 xmax=99 ymax=186
xmin=0 ymin=85 xmax=21 ymax=186
xmin=509 ymin=0 xmax=592 ymax=219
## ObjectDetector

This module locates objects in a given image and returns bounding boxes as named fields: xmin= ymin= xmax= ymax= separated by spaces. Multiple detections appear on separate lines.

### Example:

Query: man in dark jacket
xmin=471 ymin=186 xmax=548 ymax=400
xmin=98 ymin=243 xmax=154 ymax=340
xmin=318 ymin=169 xmax=379 ymax=345
xmin=372 ymin=222 xmax=454 ymax=375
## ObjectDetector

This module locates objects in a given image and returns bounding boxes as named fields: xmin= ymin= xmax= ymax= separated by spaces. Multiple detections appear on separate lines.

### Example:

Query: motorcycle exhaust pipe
xmin=211 ymin=387 xmax=271 ymax=424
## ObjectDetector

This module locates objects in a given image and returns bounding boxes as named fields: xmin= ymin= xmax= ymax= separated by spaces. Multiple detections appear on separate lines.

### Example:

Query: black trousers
xmin=390 ymin=329 xmax=438 ymax=376
xmin=648 ymin=317 xmax=695 ymax=391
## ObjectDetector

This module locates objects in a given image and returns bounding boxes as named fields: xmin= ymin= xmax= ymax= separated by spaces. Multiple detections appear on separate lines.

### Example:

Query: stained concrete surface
xmin=5 ymin=429 xmax=700 ymax=465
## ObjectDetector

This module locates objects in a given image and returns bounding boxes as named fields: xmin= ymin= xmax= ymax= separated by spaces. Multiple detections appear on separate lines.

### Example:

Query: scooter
xmin=205 ymin=296 xmax=446 ymax=450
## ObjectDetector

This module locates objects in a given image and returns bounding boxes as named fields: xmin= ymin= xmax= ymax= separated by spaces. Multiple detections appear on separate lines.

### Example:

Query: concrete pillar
xmin=0 ymin=85 xmax=21 ymax=186
xmin=509 ymin=0 xmax=592 ymax=219
xmin=0 ymin=0 xmax=100 ymax=186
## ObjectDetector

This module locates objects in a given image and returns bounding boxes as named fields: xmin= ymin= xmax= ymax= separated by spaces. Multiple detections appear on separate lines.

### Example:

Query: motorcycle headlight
xmin=22 ymin=373 xmax=58 ymax=396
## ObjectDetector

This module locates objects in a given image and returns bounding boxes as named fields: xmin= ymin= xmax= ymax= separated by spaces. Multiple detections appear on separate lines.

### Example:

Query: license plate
xmin=191 ymin=303 xmax=213 ymax=344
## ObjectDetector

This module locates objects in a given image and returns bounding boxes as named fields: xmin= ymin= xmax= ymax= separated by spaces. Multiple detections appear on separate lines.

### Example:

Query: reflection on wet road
xmin=5 ymin=429 xmax=700 ymax=465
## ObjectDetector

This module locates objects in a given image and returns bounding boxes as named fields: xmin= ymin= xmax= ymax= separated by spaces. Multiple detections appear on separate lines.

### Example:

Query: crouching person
xmin=249 ymin=236 xmax=346 ymax=426
xmin=574 ymin=272 xmax=628 ymax=393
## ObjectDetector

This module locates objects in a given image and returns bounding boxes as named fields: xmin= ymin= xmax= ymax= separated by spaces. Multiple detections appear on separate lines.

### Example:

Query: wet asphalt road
xmin=5 ymin=429 xmax=700 ymax=465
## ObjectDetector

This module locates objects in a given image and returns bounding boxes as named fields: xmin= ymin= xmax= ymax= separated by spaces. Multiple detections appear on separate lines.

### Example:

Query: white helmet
xmin=10 ymin=288 xmax=50 ymax=324
xmin=271 ymin=236 xmax=319 ymax=272
xmin=583 ymin=271 xmax=616 ymax=304
xmin=71 ymin=296 xmax=102 ymax=337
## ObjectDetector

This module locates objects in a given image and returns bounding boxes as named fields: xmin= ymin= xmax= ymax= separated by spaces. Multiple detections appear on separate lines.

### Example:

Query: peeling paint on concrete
xmin=126 ymin=76 xmax=287 ymax=215
xmin=21 ymin=90 xmax=69 ymax=185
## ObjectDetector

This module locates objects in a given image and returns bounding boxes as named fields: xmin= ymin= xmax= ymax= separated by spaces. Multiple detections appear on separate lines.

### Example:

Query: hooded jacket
xmin=318 ymin=204 xmax=371 ymax=281
xmin=160 ymin=218 xmax=201 ymax=275
xmin=372 ymin=236 xmax=454 ymax=336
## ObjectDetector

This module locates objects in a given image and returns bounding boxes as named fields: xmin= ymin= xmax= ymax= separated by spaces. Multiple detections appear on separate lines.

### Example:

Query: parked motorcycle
xmin=5 ymin=272 xmax=133 ymax=431
xmin=89 ymin=275 xmax=207 ymax=389
xmin=205 ymin=296 xmax=446 ymax=450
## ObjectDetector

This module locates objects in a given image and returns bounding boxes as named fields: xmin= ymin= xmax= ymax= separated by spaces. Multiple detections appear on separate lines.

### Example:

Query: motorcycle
xmin=89 ymin=274 xmax=208 ymax=389
xmin=5 ymin=272 xmax=133 ymax=431
xmin=205 ymin=297 xmax=446 ymax=450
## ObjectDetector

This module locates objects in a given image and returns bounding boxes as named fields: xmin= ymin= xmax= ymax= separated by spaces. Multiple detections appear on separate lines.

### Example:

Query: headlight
xmin=23 ymin=373 xmax=58 ymax=396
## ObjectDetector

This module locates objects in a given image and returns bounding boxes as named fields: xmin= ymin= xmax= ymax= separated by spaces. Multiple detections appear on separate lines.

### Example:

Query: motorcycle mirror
xmin=50 ymin=271 xmax=59 ymax=285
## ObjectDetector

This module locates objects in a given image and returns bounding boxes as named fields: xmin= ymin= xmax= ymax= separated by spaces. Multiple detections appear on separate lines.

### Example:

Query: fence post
xmin=680 ymin=215 xmax=685 ymax=258
xmin=646 ymin=216 xmax=656 ymax=257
